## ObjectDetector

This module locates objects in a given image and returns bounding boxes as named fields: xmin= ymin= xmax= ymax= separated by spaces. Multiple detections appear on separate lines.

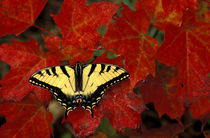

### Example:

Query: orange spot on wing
xmin=76 ymin=98 xmax=82 ymax=103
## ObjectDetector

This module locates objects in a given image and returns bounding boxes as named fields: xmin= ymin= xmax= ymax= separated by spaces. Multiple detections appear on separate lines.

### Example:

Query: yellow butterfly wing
xmin=29 ymin=65 xmax=78 ymax=114
xmin=81 ymin=63 xmax=129 ymax=114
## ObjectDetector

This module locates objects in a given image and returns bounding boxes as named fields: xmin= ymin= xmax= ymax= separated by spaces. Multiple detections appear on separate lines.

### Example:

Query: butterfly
xmin=29 ymin=62 xmax=129 ymax=118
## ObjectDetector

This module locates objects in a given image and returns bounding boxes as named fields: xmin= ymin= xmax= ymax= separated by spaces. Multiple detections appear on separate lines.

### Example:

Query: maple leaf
xmin=0 ymin=0 xmax=47 ymax=36
xmin=64 ymin=80 xmax=144 ymax=136
xmin=139 ymin=62 xmax=185 ymax=118
xmin=101 ymin=4 xmax=159 ymax=88
xmin=0 ymin=38 xmax=63 ymax=102
xmin=135 ymin=0 xmax=198 ymax=29
xmin=156 ymin=9 xmax=210 ymax=103
xmin=0 ymin=92 xmax=53 ymax=137
xmin=52 ymin=0 xmax=119 ymax=50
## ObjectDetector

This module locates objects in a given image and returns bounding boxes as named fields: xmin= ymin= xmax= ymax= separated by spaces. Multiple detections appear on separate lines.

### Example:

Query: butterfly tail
xmin=91 ymin=108 xmax=94 ymax=118
xmin=65 ymin=110 xmax=68 ymax=119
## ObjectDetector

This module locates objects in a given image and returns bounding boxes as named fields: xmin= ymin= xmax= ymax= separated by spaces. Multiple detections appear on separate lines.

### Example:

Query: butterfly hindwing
xmin=81 ymin=63 xmax=129 ymax=113
xmin=29 ymin=65 xmax=79 ymax=114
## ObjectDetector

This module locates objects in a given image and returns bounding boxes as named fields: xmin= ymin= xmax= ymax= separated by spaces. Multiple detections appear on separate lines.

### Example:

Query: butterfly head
xmin=75 ymin=62 xmax=82 ymax=71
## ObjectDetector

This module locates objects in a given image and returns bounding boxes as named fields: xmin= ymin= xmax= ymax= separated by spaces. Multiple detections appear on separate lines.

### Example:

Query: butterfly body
xmin=29 ymin=62 xmax=129 ymax=118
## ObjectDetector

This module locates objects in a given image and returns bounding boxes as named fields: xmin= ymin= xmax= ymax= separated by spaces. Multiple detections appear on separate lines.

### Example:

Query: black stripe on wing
xmin=114 ymin=66 xmax=120 ymax=72
xmin=88 ymin=64 xmax=96 ymax=77
xmin=37 ymin=71 xmax=44 ymax=76
xmin=60 ymin=66 xmax=70 ymax=78
xmin=106 ymin=66 xmax=111 ymax=72
xmin=52 ymin=67 xmax=58 ymax=76
xmin=46 ymin=69 xmax=51 ymax=75
xmin=99 ymin=64 xmax=105 ymax=74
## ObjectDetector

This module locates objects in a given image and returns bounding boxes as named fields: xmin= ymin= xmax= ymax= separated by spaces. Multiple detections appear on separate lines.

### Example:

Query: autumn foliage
xmin=0 ymin=0 xmax=209 ymax=137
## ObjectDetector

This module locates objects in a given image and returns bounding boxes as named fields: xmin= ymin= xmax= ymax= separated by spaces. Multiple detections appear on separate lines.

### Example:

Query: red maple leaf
xmin=0 ymin=0 xmax=47 ymax=36
xmin=101 ymin=4 xmax=159 ymax=88
xmin=156 ymin=9 xmax=210 ymax=102
xmin=0 ymin=92 xmax=53 ymax=137
xmin=52 ymin=0 xmax=119 ymax=50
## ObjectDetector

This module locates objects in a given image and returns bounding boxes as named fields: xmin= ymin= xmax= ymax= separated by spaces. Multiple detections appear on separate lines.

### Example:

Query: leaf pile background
xmin=0 ymin=0 xmax=209 ymax=137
